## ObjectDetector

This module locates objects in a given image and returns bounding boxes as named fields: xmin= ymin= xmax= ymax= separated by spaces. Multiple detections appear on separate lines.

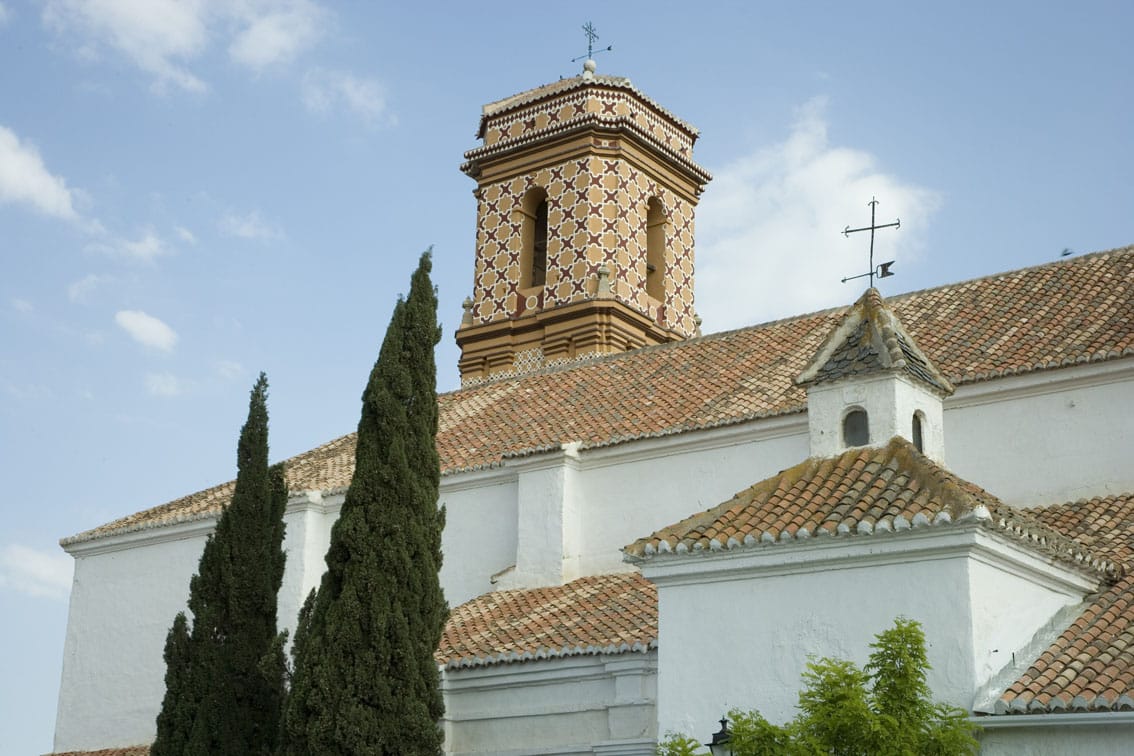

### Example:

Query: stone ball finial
xmin=582 ymin=59 xmax=596 ymax=80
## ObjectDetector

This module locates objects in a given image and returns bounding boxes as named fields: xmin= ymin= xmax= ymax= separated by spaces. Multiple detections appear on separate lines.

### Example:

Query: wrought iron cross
xmin=842 ymin=197 xmax=900 ymax=287
xmin=572 ymin=22 xmax=613 ymax=62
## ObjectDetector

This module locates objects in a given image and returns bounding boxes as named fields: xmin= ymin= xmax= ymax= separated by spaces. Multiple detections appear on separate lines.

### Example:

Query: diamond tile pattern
xmin=65 ymin=246 xmax=1134 ymax=544
xmin=437 ymin=572 xmax=656 ymax=669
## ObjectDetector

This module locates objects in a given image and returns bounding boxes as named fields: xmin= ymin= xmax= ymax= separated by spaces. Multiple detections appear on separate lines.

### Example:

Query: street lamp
xmin=706 ymin=715 xmax=732 ymax=756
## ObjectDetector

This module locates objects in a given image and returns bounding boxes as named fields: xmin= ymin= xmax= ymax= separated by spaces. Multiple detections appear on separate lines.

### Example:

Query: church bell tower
xmin=455 ymin=60 xmax=712 ymax=384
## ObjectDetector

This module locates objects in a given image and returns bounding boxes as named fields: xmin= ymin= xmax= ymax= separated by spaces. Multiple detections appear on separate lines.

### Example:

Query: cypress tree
xmin=153 ymin=373 xmax=289 ymax=756
xmin=283 ymin=251 xmax=446 ymax=755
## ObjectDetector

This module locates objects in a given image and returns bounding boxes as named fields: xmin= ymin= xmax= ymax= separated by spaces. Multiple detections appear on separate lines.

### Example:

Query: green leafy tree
xmin=282 ymin=251 xmax=447 ymax=755
xmin=657 ymin=619 xmax=979 ymax=756
xmin=152 ymin=373 xmax=289 ymax=756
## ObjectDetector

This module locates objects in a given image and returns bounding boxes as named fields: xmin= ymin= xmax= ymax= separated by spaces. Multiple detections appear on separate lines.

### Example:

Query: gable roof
xmin=64 ymin=245 xmax=1134 ymax=545
xmin=622 ymin=436 xmax=1123 ymax=581
xmin=997 ymin=494 xmax=1134 ymax=714
xmin=796 ymin=287 xmax=953 ymax=394
xmin=437 ymin=572 xmax=656 ymax=670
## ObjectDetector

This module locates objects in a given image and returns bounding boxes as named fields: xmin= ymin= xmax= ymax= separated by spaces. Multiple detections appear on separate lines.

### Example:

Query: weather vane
xmin=572 ymin=21 xmax=613 ymax=62
xmin=841 ymin=197 xmax=900 ymax=287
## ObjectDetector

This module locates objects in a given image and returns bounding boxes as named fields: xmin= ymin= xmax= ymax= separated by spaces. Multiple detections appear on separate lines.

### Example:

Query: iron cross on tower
xmin=841 ymin=197 xmax=900 ymax=287
xmin=572 ymin=21 xmax=613 ymax=62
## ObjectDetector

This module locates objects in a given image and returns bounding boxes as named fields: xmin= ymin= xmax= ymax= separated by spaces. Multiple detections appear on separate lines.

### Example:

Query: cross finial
xmin=572 ymin=21 xmax=614 ymax=68
xmin=841 ymin=196 xmax=900 ymax=287
xmin=583 ymin=22 xmax=599 ymax=59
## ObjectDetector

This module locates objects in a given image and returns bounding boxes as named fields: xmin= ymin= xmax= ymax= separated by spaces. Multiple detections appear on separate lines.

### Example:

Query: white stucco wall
xmin=55 ymin=527 xmax=213 ymax=751
xmin=641 ymin=527 xmax=1095 ymax=742
xmin=442 ymin=654 xmax=656 ymax=755
xmin=53 ymin=358 xmax=1134 ymax=751
xmin=978 ymin=715 xmax=1134 ymax=755
xmin=945 ymin=360 xmax=1134 ymax=505
xmin=439 ymin=473 xmax=519 ymax=606
xmin=807 ymin=372 xmax=946 ymax=461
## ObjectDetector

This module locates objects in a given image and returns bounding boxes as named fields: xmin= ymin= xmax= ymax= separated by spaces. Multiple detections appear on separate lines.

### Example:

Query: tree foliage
xmin=282 ymin=251 xmax=446 ymax=755
xmin=657 ymin=618 xmax=979 ymax=756
xmin=153 ymin=373 xmax=289 ymax=756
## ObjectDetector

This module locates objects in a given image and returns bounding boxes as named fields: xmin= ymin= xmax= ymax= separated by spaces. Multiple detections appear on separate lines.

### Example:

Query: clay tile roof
xmin=623 ymin=437 xmax=1123 ymax=582
xmin=65 ymin=245 xmax=1134 ymax=544
xmin=996 ymin=494 xmax=1134 ymax=715
xmin=797 ymin=287 xmax=953 ymax=394
xmin=437 ymin=572 xmax=656 ymax=669
xmin=48 ymin=748 xmax=149 ymax=756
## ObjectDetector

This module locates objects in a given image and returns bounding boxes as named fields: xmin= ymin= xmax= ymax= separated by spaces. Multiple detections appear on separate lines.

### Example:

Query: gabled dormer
xmin=797 ymin=288 xmax=954 ymax=462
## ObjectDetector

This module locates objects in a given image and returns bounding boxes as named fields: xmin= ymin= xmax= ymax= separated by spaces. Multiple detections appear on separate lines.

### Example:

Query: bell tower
xmin=456 ymin=60 xmax=711 ymax=384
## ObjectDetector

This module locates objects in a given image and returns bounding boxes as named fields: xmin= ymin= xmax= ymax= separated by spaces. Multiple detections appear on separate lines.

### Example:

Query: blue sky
xmin=1 ymin=2 xmax=1131 ymax=753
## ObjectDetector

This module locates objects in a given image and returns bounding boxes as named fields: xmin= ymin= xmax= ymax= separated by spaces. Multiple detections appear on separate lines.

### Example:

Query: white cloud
xmin=0 ymin=544 xmax=73 ymax=600
xmin=42 ymin=0 xmax=331 ymax=92
xmin=174 ymin=225 xmax=197 ymax=244
xmin=10 ymin=297 xmax=33 ymax=313
xmin=115 ymin=309 xmax=178 ymax=351
xmin=121 ymin=229 xmax=173 ymax=261
xmin=42 ymin=0 xmax=210 ymax=93
xmin=0 ymin=2 xmax=11 ymax=26
xmin=696 ymin=97 xmax=940 ymax=332
xmin=89 ymin=228 xmax=174 ymax=263
xmin=302 ymin=68 xmax=389 ymax=123
xmin=67 ymin=272 xmax=113 ymax=302
xmin=229 ymin=0 xmax=325 ymax=71
xmin=145 ymin=371 xmax=182 ymax=396
xmin=215 ymin=359 xmax=245 ymax=381
xmin=220 ymin=210 xmax=283 ymax=240
xmin=0 ymin=125 xmax=79 ymax=221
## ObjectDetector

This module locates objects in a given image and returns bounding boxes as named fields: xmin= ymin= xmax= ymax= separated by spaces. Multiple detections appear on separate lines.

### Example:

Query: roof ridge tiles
xmin=67 ymin=246 xmax=1134 ymax=544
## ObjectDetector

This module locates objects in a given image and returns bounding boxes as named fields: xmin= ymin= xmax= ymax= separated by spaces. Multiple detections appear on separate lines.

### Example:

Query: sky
xmin=1 ymin=2 xmax=1131 ymax=753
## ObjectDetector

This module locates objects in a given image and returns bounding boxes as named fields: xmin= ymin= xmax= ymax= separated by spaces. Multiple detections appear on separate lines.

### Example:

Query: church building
xmin=52 ymin=61 xmax=1134 ymax=755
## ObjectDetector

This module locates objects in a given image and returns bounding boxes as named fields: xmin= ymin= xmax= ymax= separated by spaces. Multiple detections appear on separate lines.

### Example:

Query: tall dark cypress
xmin=152 ymin=373 xmax=288 ymax=756
xmin=283 ymin=251 xmax=446 ymax=755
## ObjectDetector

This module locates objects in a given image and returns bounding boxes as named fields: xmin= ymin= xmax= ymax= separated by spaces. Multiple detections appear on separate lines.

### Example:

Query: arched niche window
xmin=912 ymin=411 xmax=925 ymax=453
xmin=843 ymin=408 xmax=869 ymax=447
xmin=645 ymin=197 xmax=666 ymax=300
xmin=519 ymin=188 xmax=548 ymax=288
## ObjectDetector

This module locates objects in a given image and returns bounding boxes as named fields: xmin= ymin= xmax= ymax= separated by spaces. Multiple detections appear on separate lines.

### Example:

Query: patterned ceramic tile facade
xmin=470 ymin=156 xmax=698 ymax=338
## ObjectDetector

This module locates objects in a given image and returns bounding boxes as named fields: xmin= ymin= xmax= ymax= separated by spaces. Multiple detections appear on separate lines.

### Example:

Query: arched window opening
xmin=912 ymin=412 xmax=925 ymax=453
xmin=645 ymin=198 xmax=666 ymax=300
xmin=520 ymin=188 xmax=549 ymax=289
xmin=843 ymin=408 xmax=869 ymax=447
xmin=532 ymin=200 xmax=548 ymax=287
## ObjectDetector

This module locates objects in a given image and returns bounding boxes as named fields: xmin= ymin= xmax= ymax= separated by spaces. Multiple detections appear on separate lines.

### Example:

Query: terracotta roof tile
xmin=623 ymin=437 xmax=1122 ymax=581
xmin=797 ymin=287 xmax=953 ymax=394
xmin=996 ymin=494 xmax=1134 ymax=714
xmin=437 ymin=572 xmax=656 ymax=669
xmin=65 ymin=245 xmax=1134 ymax=543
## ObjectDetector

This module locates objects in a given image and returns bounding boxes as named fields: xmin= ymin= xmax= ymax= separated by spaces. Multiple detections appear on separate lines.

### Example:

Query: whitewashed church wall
xmin=644 ymin=530 xmax=1099 ymax=744
xmin=944 ymin=360 xmax=1134 ymax=506
xmin=978 ymin=718 xmax=1134 ymax=755
xmin=572 ymin=422 xmax=810 ymax=577
xmin=965 ymin=539 xmax=1095 ymax=699
xmin=647 ymin=544 xmax=979 ymax=742
xmin=54 ymin=530 xmax=212 ymax=752
xmin=441 ymin=654 xmax=657 ymax=755
xmin=439 ymin=474 xmax=519 ymax=606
